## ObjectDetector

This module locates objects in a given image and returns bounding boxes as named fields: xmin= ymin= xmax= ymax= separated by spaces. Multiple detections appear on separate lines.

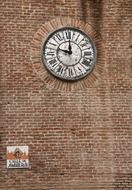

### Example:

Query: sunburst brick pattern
xmin=31 ymin=17 xmax=105 ymax=91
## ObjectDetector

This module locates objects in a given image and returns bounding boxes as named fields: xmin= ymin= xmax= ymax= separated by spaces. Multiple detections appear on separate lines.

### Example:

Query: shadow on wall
xmin=81 ymin=0 xmax=103 ymax=32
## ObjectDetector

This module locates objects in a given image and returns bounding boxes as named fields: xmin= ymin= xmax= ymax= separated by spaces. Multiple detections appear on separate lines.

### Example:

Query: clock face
xmin=42 ymin=27 xmax=97 ymax=81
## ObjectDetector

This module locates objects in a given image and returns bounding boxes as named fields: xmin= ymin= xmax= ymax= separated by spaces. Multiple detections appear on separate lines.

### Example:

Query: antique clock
xmin=42 ymin=27 xmax=97 ymax=81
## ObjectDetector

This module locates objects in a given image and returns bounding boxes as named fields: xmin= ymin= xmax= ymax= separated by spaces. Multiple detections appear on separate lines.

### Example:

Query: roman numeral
xmin=65 ymin=31 xmax=71 ymax=40
xmin=74 ymin=64 xmax=86 ymax=75
xmin=46 ymin=51 xmax=55 ymax=56
xmin=84 ymin=51 xmax=92 ymax=56
xmin=55 ymin=33 xmax=63 ymax=41
xmin=81 ymin=59 xmax=91 ymax=70
xmin=51 ymin=62 xmax=60 ymax=71
xmin=75 ymin=34 xmax=80 ymax=42
xmin=58 ymin=65 xmax=67 ymax=76
xmin=72 ymin=31 xmax=76 ymax=40
xmin=49 ymin=42 xmax=57 ymax=47
xmin=67 ymin=67 xmax=76 ymax=78
xmin=49 ymin=58 xmax=57 ymax=65
xmin=57 ymin=65 xmax=63 ymax=73
xmin=52 ymin=37 xmax=59 ymax=44
xmin=80 ymin=41 xmax=89 ymax=48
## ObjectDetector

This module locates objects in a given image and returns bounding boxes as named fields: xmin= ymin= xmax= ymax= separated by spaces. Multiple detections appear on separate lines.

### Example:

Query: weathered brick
xmin=0 ymin=0 xmax=131 ymax=190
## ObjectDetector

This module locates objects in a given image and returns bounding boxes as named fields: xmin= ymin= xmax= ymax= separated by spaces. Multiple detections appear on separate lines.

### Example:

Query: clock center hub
xmin=57 ymin=41 xmax=82 ymax=66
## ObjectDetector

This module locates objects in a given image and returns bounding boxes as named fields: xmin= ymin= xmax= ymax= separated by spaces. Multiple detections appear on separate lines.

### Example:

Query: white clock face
xmin=42 ymin=27 xmax=96 ymax=81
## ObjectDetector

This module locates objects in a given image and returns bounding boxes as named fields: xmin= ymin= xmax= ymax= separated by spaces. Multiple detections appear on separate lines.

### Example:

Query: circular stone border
xmin=30 ymin=17 xmax=105 ymax=91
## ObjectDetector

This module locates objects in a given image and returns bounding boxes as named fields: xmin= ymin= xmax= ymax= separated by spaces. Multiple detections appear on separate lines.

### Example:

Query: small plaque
xmin=7 ymin=146 xmax=29 ymax=169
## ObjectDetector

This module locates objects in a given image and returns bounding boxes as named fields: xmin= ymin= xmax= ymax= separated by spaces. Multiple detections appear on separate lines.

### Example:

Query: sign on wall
xmin=7 ymin=146 xmax=29 ymax=169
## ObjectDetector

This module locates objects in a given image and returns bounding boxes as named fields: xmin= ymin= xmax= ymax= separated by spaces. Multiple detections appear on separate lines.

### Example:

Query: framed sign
xmin=7 ymin=146 xmax=29 ymax=169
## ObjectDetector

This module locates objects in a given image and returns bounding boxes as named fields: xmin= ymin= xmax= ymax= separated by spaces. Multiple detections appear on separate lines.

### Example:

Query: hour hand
xmin=58 ymin=48 xmax=70 ymax=54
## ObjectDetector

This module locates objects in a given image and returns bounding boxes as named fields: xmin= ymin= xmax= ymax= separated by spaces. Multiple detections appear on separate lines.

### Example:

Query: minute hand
xmin=68 ymin=40 xmax=72 ymax=51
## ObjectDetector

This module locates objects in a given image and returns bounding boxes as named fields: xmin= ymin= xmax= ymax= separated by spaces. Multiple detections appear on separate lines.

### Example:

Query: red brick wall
xmin=0 ymin=0 xmax=131 ymax=189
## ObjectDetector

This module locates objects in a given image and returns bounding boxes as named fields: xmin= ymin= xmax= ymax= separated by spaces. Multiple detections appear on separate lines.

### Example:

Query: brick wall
xmin=0 ymin=0 xmax=131 ymax=189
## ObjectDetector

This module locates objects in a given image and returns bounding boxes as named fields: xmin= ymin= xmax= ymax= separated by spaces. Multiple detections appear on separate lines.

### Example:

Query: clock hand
xmin=58 ymin=48 xmax=72 ymax=55
xmin=68 ymin=40 xmax=72 ymax=52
